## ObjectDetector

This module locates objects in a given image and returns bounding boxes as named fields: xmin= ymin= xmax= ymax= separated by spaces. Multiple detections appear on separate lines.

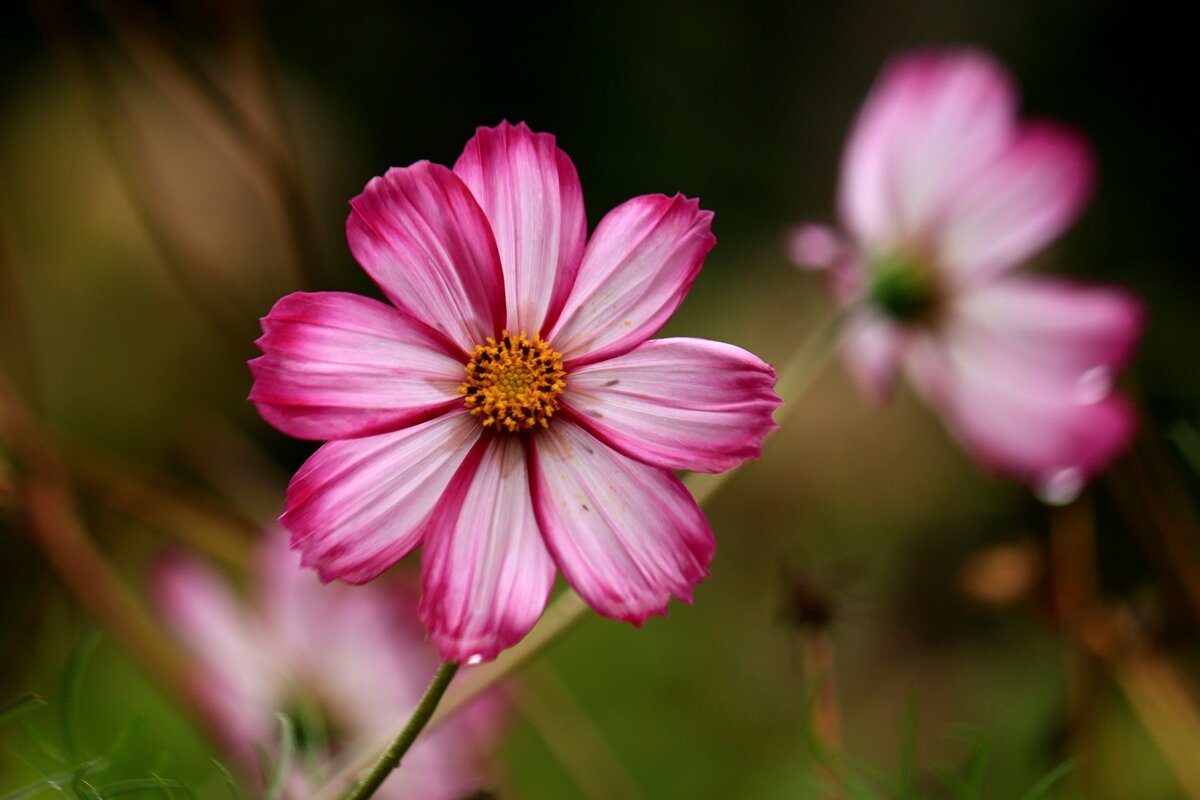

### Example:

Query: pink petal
xmin=253 ymin=532 xmax=505 ymax=796
xmin=347 ymin=162 xmax=505 ymax=354
xmin=787 ymin=223 xmax=865 ymax=305
xmin=787 ymin=223 xmax=847 ymax=271
xmin=282 ymin=411 xmax=481 ymax=584
xmin=936 ymin=124 xmax=1094 ymax=285
xmin=529 ymin=419 xmax=715 ymax=623
xmin=840 ymin=310 xmax=906 ymax=401
xmin=249 ymin=292 xmax=465 ymax=441
xmin=548 ymin=194 xmax=716 ymax=365
xmin=904 ymin=300 xmax=1138 ymax=496
xmin=454 ymin=121 xmax=587 ymax=335
xmin=840 ymin=50 xmax=1017 ymax=248
xmin=564 ymin=337 xmax=780 ymax=473
xmin=152 ymin=553 xmax=277 ymax=760
xmin=954 ymin=276 xmax=1142 ymax=376
xmin=420 ymin=435 xmax=555 ymax=661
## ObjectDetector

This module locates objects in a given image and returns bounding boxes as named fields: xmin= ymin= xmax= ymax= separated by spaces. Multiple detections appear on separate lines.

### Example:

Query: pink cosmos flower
xmin=250 ymin=122 xmax=781 ymax=661
xmin=790 ymin=51 xmax=1142 ymax=502
xmin=154 ymin=531 xmax=502 ymax=799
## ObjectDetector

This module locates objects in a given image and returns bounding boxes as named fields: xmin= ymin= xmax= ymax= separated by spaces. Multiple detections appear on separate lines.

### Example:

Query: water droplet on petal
xmin=465 ymin=654 xmax=485 ymax=666
xmin=1036 ymin=467 xmax=1084 ymax=506
xmin=1075 ymin=366 xmax=1112 ymax=404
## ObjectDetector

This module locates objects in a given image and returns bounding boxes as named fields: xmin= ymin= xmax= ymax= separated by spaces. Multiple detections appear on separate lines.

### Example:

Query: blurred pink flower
xmin=154 ymin=532 xmax=502 ymax=799
xmin=250 ymin=122 xmax=780 ymax=661
xmin=791 ymin=50 xmax=1142 ymax=502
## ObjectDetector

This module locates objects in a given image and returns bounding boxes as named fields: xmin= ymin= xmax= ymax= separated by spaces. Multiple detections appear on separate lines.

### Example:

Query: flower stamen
xmin=460 ymin=331 xmax=566 ymax=432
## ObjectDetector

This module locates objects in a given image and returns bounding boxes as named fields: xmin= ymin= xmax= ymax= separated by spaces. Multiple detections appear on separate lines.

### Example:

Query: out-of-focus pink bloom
xmin=250 ymin=122 xmax=781 ymax=661
xmin=154 ymin=532 xmax=502 ymax=799
xmin=791 ymin=51 xmax=1142 ymax=502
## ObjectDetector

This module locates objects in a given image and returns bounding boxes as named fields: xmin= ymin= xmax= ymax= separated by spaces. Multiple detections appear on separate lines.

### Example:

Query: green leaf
xmin=19 ymin=719 xmax=65 ymax=764
xmin=263 ymin=714 xmax=296 ymax=800
xmin=95 ymin=778 xmax=187 ymax=797
xmin=0 ymin=758 xmax=107 ymax=800
xmin=210 ymin=760 xmax=243 ymax=800
xmin=61 ymin=629 xmax=104 ymax=762
xmin=1019 ymin=758 xmax=1078 ymax=800
xmin=0 ymin=694 xmax=46 ymax=726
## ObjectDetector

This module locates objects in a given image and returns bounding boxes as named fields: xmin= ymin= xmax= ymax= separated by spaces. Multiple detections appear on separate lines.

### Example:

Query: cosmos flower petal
xmin=840 ymin=50 xmax=1016 ymax=248
xmin=347 ymin=162 xmax=505 ymax=354
xmin=905 ymin=322 xmax=1137 ymax=497
xmin=282 ymin=411 xmax=481 ymax=584
xmin=454 ymin=121 xmax=587 ymax=335
xmin=420 ymin=435 xmax=555 ymax=662
xmin=249 ymin=292 xmax=465 ymax=441
xmin=840 ymin=310 xmax=906 ymax=401
xmin=529 ymin=419 xmax=714 ymax=623
xmin=564 ymin=338 xmax=780 ymax=473
xmin=954 ymin=276 xmax=1143 ymax=375
xmin=152 ymin=553 xmax=277 ymax=758
xmin=937 ymin=124 xmax=1094 ymax=285
xmin=548 ymin=194 xmax=715 ymax=365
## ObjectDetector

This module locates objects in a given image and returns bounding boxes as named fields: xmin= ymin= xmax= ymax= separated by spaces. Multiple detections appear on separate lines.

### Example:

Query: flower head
xmin=153 ymin=531 xmax=502 ymax=799
xmin=250 ymin=122 xmax=781 ymax=661
xmin=791 ymin=51 xmax=1142 ymax=502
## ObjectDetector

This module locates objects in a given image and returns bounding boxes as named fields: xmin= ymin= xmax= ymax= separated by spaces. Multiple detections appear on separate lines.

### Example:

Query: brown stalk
xmin=30 ymin=0 xmax=256 ymax=348
xmin=507 ymin=660 xmax=643 ymax=800
xmin=89 ymin=0 xmax=325 ymax=289
xmin=1051 ymin=499 xmax=1200 ymax=799
xmin=0 ymin=371 xmax=199 ymax=719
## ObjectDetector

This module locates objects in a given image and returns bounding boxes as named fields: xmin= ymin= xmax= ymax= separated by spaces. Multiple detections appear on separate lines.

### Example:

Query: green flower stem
xmin=340 ymin=660 xmax=460 ymax=800
xmin=316 ymin=310 xmax=842 ymax=800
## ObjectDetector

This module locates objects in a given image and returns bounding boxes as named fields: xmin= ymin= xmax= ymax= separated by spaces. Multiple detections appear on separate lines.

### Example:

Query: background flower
xmin=791 ymin=50 xmax=1142 ymax=501
xmin=154 ymin=531 xmax=503 ymax=799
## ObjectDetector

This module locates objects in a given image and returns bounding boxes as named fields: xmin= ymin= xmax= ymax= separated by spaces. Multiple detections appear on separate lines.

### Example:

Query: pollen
xmin=460 ymin=331 xmax=566 ymax=432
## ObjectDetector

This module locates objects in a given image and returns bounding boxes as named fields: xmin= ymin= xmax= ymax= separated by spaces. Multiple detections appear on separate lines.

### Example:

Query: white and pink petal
xmin=840 ymin=50 xmax=1017 ymax=248
xmin=549 ymin=194 xmax=715 ymax=365
xmin=420 ymin=435 xmax=555 ymax=661
xmin=454 ymin=122 xmax=587 ymax=335
xmin=936 ymin=124 xmax=1094 ymax=285
xmin=839 ymin=310 xmax=907 ymax=402
xmin=529 ymin=420 xmax=715 ymax=623
xmin=250 ymin=292 xmax=465 ymax=441
xmin=953 ymin=276 xmax=1142 ymax=378
xmin=347 ymin=162 xmax=505 ymax=354
xmin=564 ymin=338 xmax=779 ymax=473
xmin=282 ymin=411 xmax=480 ymax=584
xmin=152 ymin=553 xmax=279 ymax=761
xmin=905 ymin=326 xmax=1137 ymax=498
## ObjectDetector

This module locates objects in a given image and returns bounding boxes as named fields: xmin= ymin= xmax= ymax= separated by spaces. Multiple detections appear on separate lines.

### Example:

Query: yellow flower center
xmin=459 ymin=331 xmax=566 ymax=432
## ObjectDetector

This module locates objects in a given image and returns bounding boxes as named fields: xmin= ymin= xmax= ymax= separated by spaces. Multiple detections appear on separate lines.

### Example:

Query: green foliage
xmin=1 ymin=633 xmax=231 ymax=800
xmin=796 ymin=700 xmax=1077 ymax=800
xmin=0 ymin=696 xmax=45 ymax=727
xmin=262 ymin=715 xmax=295 ymax=800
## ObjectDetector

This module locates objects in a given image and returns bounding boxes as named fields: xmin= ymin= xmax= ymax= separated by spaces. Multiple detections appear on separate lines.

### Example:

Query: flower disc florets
xmin=869 ymin=253 xmax=941 ymax=322
xmin=460 ymin=331 xmax=566 ymax=432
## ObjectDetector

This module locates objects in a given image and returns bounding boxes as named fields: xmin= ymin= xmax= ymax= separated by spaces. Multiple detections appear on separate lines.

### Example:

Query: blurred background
xmin=1 ymin=1 xmax=1198 ymax=797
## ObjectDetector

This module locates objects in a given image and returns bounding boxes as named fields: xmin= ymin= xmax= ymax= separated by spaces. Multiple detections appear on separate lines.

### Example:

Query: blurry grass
xmin=1 ymin=629 xmax=232 ymax=798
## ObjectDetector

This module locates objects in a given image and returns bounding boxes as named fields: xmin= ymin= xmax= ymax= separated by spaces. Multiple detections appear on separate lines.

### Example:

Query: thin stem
xmin=340 ymin=660 xmax=460 ymax=800
xmin=801 ymin=628 xmax=843 ymax=799
xmin=508 ymin=660 xmax=643 ymax=800
xmin=313 ymin=310 xmax=843 ymax=800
